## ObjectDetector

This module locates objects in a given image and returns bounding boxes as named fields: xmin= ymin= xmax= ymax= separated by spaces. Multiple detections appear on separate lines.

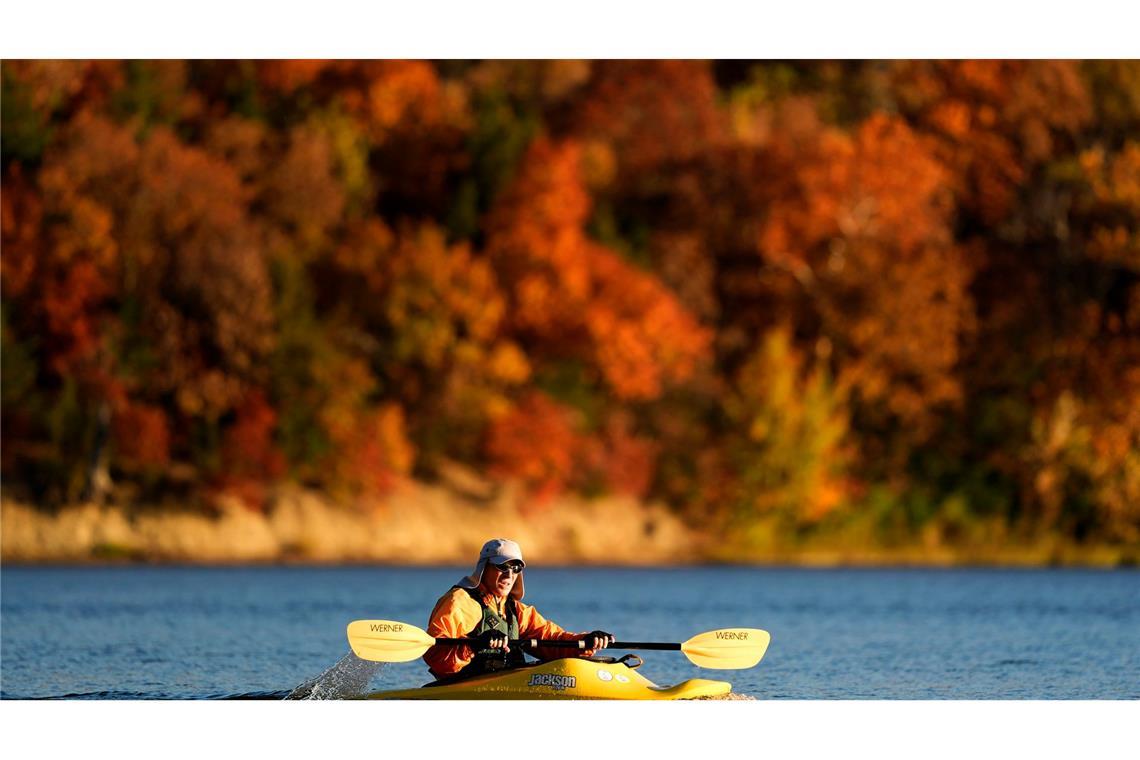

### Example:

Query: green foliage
xmin=587 ymin=200 xmax=652 ymax=270
xmin=532 ymin=360 xmax=605 ymax=433
xmin=267 ymin=256 xmax=336 ymax=473
xmin=111 ymin=61 xmax=187 ymax=131
xmin=308 ymin=107 xmax=373 ymax=216
xmin=1081 ymin=61 xmax=1140 ymax=147
xmin=447 ymin=87 xmax=540 ymax=242
xmin=724 ymin=61 xmax=884 ymax=127
xmin=0 ymin=304 xmax=38 ymax=407
xmin=1 ymin=66 xmax=52 ymax=165
xmin=38 ymin=378 xmax=101 ymax=503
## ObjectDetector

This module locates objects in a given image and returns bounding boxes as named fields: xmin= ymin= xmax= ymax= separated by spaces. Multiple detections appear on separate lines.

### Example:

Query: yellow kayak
xmin=367 ymin=656 xmax=732 ymax=700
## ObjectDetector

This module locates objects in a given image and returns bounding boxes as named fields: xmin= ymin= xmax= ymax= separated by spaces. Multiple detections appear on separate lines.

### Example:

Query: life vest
xmin=455 ymin=585 xmax=527 ymax=676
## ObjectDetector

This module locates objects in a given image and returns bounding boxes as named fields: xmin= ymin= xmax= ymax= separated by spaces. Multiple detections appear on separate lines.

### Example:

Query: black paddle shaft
xmin=434 ymin=637 xmax=681 ymax=651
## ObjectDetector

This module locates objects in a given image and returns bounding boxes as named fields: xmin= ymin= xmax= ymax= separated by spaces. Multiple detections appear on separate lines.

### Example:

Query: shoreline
xmin=2 ymin=482 xmax=1135 ymax=569
xmin=4 ymin=555 xmax=1135 ymax=569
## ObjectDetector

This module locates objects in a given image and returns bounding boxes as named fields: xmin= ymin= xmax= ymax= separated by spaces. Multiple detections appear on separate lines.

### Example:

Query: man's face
xmin=478 ymin=561 xmax=522 ymax=598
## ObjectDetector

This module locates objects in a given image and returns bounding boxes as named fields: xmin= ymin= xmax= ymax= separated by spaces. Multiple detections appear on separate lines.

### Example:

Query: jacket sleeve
xmin=515 ymin=602 xmax=599 ymax=660
xmin=423 ymin=589 xmax=483 ymax=677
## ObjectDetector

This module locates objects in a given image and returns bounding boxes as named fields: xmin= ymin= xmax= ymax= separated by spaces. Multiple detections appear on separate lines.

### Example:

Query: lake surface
xmin=1 ymin=566 xmax=1137 ymax=699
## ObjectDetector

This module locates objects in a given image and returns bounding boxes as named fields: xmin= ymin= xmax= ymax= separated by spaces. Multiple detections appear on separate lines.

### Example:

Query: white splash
xmin=287 ymin=652 xmax=386 ymax=700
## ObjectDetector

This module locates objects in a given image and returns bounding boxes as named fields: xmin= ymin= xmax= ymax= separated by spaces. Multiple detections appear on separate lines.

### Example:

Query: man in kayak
xmin=424 ymin=538 xmax=615 ymax=680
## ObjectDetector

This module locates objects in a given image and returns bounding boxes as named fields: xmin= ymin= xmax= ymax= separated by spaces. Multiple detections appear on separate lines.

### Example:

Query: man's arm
xmin=423 ymin=590 xmax=482 ymax=677
xmin=516 ymin=602 xmax=608 ymax=660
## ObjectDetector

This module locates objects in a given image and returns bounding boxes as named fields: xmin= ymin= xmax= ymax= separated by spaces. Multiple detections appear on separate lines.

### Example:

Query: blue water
xmin=1 ymin=566 xmax=1137 ymax=699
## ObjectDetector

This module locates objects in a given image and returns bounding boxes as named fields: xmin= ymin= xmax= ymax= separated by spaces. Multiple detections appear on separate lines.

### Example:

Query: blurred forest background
xmin=2 ymin=60 xmax=1138 ymax=562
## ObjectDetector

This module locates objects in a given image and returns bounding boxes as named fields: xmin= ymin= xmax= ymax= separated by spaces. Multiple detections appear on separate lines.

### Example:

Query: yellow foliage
xmin=375 ymin=403 xmax=415 ymax=475
xmin=486 ymin=342 xmax=531 ymax=385
xmin=727 ymin=328 xmax=853 ymax=525
xmin=1027 ymin=391 xmax=1140 ymax=542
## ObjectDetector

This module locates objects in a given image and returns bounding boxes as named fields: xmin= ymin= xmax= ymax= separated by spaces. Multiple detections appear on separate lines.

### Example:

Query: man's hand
xmin=473 ymin=629 xmax=510 ymax=652
xmin=583 ymin=630 xmax=615 ymax=650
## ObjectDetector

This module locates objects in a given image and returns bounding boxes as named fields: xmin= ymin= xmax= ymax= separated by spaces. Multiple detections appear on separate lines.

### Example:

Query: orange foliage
xmin=467 ymin=60 xmax=593 ymax=108
xmin=127 ymin=125 xmax=274 ymax=417
xmin=758 ymin=113 xmax=974 ymax=434
xmin=257 ymin=60 xmax=466 ymax=140
xmin=5 ymin=115 xmax=123 ymax=377
xmin=1 ymin=60 xmax=124 ymax=118
xmin=330 ymin=218 xmax=396 ymax=296
xmin=3 ymin=60 xmax=1136 ymax=546
xmin=260 ymin=124 xmax=347 ymax=253
xmin=204 ymin=116 xmax=269 ymax=184
xmin=887 ymin=61 xmax=1091 ymax=223
xmin=318 ymin=402 xmax=415 ymax=499
xmin=32 ymin=108 xmax=277 ymax=410
xmin=350 ymin=404 xmax=416 ymax=493
xmin=1079 ymin=141 xmax=1140 ymax=272
xmin=584 ymin=246 xmax=712 ymax=399
xmin=487 ymin=137 xmax=711 ymax=400
xmin=486 ymin=138 xmax=593 ymax=334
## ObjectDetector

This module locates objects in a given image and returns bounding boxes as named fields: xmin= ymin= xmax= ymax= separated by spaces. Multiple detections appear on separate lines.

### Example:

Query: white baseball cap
xmin=456 ymin=538 xmax=526 ymax=600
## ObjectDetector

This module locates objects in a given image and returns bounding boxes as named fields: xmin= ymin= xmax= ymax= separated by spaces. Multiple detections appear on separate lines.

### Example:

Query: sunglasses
xmin=490 ymin=561 xmax=524 ymax=575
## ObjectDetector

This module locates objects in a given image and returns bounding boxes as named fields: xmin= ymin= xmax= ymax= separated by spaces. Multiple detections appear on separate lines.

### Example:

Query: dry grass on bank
xmin=2 ymin=476 xmax=1134 ymax=567
xmin=0 ymin=477 xmax=703 ymax=565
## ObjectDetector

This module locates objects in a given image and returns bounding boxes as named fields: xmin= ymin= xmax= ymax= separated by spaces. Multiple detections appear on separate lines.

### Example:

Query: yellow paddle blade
xmin=680 ymin=628 xmax=771 ymax=670
xmin=347 ymin=620 xmax=437 ymax=663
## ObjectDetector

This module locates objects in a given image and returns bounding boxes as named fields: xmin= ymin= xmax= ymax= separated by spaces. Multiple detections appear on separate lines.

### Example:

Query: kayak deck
xmin=367 ymin=656 xmax=732 ymax=700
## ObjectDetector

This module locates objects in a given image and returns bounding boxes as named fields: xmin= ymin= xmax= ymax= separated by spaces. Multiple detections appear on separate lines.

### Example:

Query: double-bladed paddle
xmin=346 ymin=619 xmax=770 ymax=670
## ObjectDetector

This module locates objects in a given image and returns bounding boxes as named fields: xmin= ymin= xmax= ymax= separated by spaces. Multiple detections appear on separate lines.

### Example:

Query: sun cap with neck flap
xmin=457 ymin=538 xmax=526 ymax=600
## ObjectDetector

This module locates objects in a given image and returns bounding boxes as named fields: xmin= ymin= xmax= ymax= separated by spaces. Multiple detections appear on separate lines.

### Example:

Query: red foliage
xmin=220 ymin=391 xmax=286 ymax=479
xmin=112 ymin=401 xmax=171 ymax=469
xmin=485 ymin=393 xmax=581 ymax=502
xmin=0 ymin=164 xmax=44 ymax=298
xmin=571 ymin=61 xmax=725 ymax=180
xmin=597 ymin=412 xmax=659 ymax=499
xmin=214 ymin=390 xmax=286 ymax=511
xmin=256 ymin=60 xmax=334 ymax=94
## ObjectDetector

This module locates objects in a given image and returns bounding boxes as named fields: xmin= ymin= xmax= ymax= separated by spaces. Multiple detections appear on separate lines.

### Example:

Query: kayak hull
xmin=367 ymin=657 xmax=732 ymax=700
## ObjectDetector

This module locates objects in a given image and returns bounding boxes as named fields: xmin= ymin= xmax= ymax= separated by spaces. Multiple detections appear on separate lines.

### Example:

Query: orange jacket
xmin=423 ymin=587 xmax=594 ymax=677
